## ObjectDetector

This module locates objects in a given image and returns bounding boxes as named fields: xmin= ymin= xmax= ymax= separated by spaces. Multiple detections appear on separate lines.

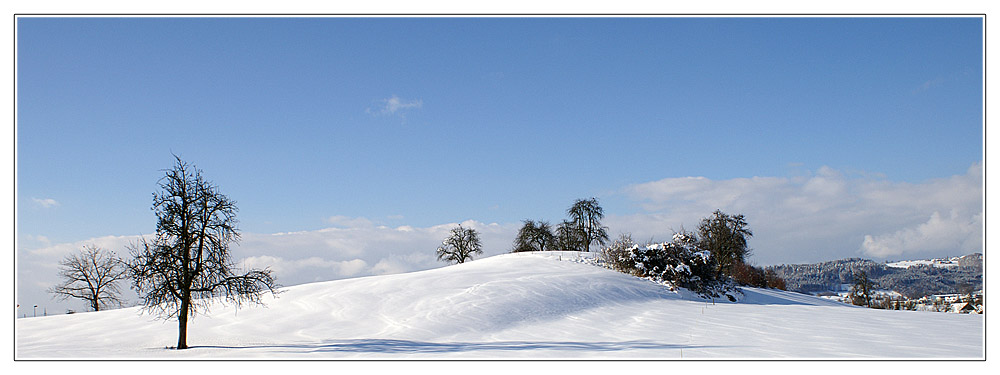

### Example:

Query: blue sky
xmin=16 ymin=17 xmax=983 ymax=312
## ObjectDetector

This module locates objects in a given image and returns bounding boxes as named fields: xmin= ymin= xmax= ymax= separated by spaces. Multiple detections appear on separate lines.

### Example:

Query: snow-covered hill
xmin=886 ymin=256 xmax=964 ymax=269
xmin=15 ymin=252 xmax=983 ymax=359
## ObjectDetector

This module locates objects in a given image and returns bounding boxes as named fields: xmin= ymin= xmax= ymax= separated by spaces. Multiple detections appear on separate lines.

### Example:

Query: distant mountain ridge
xmin=769 ymin=253 xmax=983 ymax=298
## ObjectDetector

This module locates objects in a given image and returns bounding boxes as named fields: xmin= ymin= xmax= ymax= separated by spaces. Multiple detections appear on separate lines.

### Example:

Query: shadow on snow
xmin=189 ymin=339 xmax=723 ymax=354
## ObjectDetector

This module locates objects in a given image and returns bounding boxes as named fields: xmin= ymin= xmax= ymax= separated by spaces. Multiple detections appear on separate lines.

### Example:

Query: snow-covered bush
xmin=600 ymin=233 xmax=638 ymax=273
xmin=600 ymin=232 xmax=738 ymax=301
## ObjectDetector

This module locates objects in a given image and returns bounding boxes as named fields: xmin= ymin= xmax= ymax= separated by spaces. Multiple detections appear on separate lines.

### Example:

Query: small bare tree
xmin=49 ymin=245 xmax=128 ymax=312
xmin=437 ymin=224 xmax=483 ymax=264
xmin=128 ymin=156 xmax=277 ymax=349
xmin=850 ymin=269 xmax=876 ymax=307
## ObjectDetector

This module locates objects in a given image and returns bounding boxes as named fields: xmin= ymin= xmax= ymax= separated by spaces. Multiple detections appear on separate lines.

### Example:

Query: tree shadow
xmin=735 ymin=288 xmax=848 ymax=307
xmin=191 ymin=339 xmax=724 ymax=354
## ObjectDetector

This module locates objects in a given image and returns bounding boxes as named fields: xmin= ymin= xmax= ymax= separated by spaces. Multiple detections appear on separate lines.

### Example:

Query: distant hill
xmin=768 ymin=253 xmax=982 ymax=298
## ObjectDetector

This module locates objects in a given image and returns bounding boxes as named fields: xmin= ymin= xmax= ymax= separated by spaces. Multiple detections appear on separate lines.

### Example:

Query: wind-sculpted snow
xmin=15 ymin=252 xmax=983 ymax=359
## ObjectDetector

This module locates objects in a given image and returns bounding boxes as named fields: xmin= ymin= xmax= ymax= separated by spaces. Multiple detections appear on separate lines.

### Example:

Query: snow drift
xmin=15 ymin=252 xmax=983 ymax=359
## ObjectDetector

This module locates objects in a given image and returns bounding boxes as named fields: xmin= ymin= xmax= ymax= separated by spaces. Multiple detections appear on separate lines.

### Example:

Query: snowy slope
xmin=886 ymin=257 xmax=960 ymax=269
xmin=15 ymin=252 xmax=983 ymax=359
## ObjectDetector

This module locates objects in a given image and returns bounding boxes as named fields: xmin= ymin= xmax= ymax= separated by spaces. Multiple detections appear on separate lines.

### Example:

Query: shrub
xmin=600 ymin=233 xmax=637 ymax=272
xmin=764 ymin=268 xmax=786 ymax=290
xmin=730 ymin=261 xmax=788 ymax=290
xmin=731 ymin=261 xmax=767 ymax=288
xmin=601 ymin=231 xmax=736 ymax=300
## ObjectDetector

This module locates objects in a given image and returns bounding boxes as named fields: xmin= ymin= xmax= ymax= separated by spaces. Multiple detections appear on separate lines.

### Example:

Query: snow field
xmin=15 ymin=252 xmax=983 ymax=359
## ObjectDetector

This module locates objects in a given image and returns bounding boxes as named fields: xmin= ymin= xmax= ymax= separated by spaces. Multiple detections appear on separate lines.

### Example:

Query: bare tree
xmin=128 ymin=156 xmax=277 ymax=350
xmin=850 ymin=269 xmax=876 ymax=307
xmin=511 ymin=220 xmax=555 ymax=253
xmin=566 ymin=198 xmax=609 ymax=252
xmin=49 ymin=245 xmax=128 ymax=312
xmin=437 ymin=224 xmax=483 ymax=264
xmin=554 ymin=220 xmax=585 ymax=251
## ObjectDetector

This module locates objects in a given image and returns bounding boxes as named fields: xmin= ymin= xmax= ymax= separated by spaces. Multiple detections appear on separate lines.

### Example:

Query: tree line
xmin=434 ymin=198 xmax=785 ymax=297
xmin=513 ymin=198 xmax=610 ymax=253
xmin=435 ymin=197 xmax=611 ymax=264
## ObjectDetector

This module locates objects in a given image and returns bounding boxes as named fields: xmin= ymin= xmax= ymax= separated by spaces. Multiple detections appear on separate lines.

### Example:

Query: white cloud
xmin=367 ymin=95 xmax=423 ymax=117
xmin=20 ymin=234 xmax=51 ymax=248
xmin=619 ymin=162 xmax=983 ymax=264
xmin=233 ymin=219 xmax=517 ymax=287
xmin=31 ymin=197 xmax=59 ymax=208
xmin=862 ymin=210 xmax=983 ymax=258
xmin=627 ymin=175 xmax=789 ymax=213
xmin=241 ymin=256 xmax=369 ymax=282
xmin=27 ymin=234 xmax=147 ymax=257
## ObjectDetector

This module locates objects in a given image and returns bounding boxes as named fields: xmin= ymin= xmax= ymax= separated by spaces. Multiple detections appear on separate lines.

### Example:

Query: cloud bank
xmin=17 ymin=163 xmax=981 ymax=313
xmin=18 ymin=219 xmax=517 ymax=313
xmin=229 ymin=219 xmax=517 ymax=286
xmin=616 ymin=163 xmax=983 ymax=264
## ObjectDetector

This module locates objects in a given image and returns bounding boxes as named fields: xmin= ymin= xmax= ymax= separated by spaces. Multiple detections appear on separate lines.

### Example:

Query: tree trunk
xmin=177 ymin=295 xmax=189 ymax=349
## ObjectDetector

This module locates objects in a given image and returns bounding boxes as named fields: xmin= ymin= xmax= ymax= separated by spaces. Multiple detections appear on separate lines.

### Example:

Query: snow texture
xmin=15 ymin=252 xmax=983 ymax=359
